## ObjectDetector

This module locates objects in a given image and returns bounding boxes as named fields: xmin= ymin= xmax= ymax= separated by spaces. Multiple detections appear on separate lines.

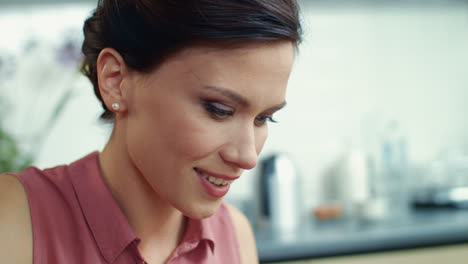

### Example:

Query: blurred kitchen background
xmin=1 ymin=0 xmax=468 ymax=263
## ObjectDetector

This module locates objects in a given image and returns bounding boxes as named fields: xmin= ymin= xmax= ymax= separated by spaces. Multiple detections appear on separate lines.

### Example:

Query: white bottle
xmin=260 ymin=153 xmax=301 ymax=232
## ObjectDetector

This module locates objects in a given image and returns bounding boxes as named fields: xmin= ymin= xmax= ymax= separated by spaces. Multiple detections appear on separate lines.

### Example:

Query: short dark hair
xmin=81 ymin=0 xmax=303 ymax=121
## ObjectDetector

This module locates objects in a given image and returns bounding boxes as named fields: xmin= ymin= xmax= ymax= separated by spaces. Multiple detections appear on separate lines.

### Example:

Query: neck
xmin=98 ymin=128 xmax=186 ymax=254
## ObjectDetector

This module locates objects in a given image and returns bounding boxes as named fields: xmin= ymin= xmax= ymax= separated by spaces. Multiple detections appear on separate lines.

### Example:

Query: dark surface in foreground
xmin=256 ymin=208 xmax=468 ymax=262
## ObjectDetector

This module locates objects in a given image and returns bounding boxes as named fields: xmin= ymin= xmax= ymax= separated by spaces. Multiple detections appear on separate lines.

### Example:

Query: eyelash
xmin=255 ymin=115 xmax=278 ymax=126
xmin=203 ymin=101 xmax=234 ymax=120
xmin=202 ymin=100 xmax=278 ymax=126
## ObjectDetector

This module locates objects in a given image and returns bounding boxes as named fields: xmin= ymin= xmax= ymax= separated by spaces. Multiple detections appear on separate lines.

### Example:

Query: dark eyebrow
xmin=202 ymin=85 xmax=286 ymax=112
xmin=264 ymin=101 xmax=287 ymax=113
xmin=203 ymin=85 xmax=250 ymax=107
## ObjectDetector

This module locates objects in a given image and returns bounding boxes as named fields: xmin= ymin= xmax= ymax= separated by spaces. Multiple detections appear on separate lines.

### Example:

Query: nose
xmin=219 ymin=125 xmax=261 ymax=170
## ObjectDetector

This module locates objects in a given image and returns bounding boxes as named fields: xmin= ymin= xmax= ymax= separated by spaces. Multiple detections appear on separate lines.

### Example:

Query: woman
xmin=0 ymin=0 xmax=302 ymax=263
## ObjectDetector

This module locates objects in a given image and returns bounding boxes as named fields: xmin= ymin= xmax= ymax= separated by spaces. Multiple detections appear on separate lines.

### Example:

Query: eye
xmin=254 ymin=115 xmax=278 ymax=126
xmin=203 ymin=100 xmax=234 ymax=120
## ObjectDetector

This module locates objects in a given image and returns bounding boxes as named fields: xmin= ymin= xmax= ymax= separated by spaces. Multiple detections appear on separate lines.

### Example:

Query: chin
xmin=181 ymin=199 xmax=223 ymax=219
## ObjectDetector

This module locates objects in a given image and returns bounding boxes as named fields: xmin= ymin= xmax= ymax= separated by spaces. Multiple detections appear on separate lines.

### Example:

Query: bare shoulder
xmin=0 ymin=173 xmax=33 ymax=264
xmin=224 ymin=202 xmax=259 ymax=264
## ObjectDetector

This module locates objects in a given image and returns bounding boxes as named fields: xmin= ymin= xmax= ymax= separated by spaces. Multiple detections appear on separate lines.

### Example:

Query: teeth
xmin=197 ymin=170 xmax=233 ymax=186
xmin=209 ymin=176 xmax=219 ymax=184
xmin=214 ymin=177 xmax=223 ymax=185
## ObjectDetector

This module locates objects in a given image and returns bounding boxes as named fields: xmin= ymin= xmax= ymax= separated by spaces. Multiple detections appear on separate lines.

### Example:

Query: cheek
xmin=166 ymin=115 xmax=226 ymax=161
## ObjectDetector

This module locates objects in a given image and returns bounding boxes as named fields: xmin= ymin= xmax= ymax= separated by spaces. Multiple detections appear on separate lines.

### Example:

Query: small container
xmin=259 ymin=153 xmax=301 ymax=231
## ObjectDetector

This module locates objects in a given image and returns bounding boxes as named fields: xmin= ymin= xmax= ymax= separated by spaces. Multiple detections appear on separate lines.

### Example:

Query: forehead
xmin=131 ymin=41 xmax=295 ymax=110
xmin=152 ymin=41 xmax=295 ymax=85
xmin=174 ymin=41 xmax=294 ymax=69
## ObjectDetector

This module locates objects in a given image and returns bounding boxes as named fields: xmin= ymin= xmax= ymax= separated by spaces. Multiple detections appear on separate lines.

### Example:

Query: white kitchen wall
xmin=235 ymin=1 xmax=468 ymax=209
xmin=0 ymin=3 xmax=108 ymax=168
xmin=2 ymin=1 xmax=468 ymax=212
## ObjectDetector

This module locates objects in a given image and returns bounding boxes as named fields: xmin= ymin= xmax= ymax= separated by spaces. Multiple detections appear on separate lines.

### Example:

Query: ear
xmin=96 ymin=48 xmax=129 ymax=114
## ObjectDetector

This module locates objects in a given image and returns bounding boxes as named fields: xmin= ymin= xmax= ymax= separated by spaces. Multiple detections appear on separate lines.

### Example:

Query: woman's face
xmin=122 ymin=41 xmax=295 ymax=219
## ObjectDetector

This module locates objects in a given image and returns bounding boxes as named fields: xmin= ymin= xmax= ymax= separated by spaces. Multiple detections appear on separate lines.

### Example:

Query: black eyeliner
xmin=202 ymin=100 xmax=234 ymax=119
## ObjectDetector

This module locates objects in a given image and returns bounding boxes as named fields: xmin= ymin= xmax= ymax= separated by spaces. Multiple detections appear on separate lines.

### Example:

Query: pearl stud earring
xmin=111 ymin=103 xmax=120 ymax=111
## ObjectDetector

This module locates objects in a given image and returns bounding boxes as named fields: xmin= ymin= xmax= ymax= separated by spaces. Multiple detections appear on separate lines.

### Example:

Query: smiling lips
xmin=194 ymin=168 xmax=239 ymax=198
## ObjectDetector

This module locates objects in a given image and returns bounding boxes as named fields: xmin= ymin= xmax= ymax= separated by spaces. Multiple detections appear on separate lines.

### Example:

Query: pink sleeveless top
xmin=13 ymin=152 xmax=241 ymax=264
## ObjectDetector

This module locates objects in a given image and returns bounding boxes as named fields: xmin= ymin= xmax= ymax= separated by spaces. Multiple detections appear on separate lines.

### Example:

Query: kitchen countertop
xmin=255 ymin=208 xmax=468 ymax=262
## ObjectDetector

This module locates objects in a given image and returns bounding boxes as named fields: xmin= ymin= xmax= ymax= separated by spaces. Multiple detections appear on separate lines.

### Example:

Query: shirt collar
xmin=68 ymin=152 xmax=217 ymax=261
xmin=183 ymin=216 xmax=216 ymax=254
xmin=68 ymin=152 xmax=137 ymax=263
